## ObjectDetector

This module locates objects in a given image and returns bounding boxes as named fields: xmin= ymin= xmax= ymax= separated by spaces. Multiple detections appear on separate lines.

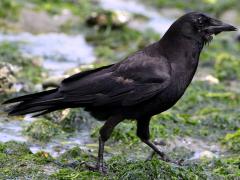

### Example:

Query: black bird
xmin=3 ymin=12 xmax=236 ymax=172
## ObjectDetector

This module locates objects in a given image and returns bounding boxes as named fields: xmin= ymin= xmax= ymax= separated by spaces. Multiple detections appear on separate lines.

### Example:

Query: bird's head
xmin=172 ymin=12 xmax=237 ymax=44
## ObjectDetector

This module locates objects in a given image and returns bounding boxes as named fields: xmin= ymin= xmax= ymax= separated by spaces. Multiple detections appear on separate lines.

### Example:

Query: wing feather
xmin=59 ymin=51 xmax=171 ymax=106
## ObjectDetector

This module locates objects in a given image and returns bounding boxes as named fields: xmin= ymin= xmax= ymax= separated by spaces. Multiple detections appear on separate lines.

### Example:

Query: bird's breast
xmin=155 ymin=60 xmax=199 ymax=111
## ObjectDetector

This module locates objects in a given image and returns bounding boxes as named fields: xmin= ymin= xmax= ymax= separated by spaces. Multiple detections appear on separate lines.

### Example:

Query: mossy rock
xmin=23 ymin=118 xmax=64 ymax=142
xmin=0 ymin=141 xmax=31 ymax=156
xmin=222 ymin=129 xmax=240 ymax=152
xmin=57 ymin=146 xmax=96 ymax=165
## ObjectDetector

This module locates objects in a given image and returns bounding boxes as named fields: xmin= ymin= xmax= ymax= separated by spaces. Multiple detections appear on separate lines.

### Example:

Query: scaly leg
xmin=136 ymin=117 xmax=178 ymax=163
xmin=91 ymin=115 xmax=123 ymax=173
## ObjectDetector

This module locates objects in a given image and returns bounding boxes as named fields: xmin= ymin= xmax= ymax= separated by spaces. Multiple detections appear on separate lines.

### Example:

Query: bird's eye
xmin=197 ymin=17 xmax=204 ymax=26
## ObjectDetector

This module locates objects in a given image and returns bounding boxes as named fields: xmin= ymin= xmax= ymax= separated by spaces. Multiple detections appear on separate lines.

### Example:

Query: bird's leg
xmin=136 ymin=117 xmax=174 ymax=163
xmin=89 ymin=115 xmax=123 ymax=173
xmin=96 ymin=136 xmax=104 ymax=171
xmin=141 ymin=139 xmax=170 ymax=161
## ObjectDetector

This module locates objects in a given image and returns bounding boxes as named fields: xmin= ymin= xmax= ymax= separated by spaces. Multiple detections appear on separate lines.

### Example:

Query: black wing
xmin=59 ymin=51 xmax=171 ymax=106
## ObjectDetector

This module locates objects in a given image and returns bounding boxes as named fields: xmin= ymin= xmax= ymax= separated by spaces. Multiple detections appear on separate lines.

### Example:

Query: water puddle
xmin=0 ymin=114 xmax=93 ymax=157
xmin=0 ymin=32 xmax=96 ymax=75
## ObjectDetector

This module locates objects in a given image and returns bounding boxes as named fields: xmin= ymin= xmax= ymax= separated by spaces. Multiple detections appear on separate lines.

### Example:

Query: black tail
xmin=3 ymin=88 xmax=65 ymax=117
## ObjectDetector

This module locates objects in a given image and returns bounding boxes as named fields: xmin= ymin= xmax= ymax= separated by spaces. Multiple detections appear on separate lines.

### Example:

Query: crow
xmin=3 ymin=12 xmax=237 ymax=172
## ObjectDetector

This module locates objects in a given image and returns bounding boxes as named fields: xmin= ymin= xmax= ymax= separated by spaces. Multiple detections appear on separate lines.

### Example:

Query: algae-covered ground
xmin=0 ymin=0 xmax=240 ymax=179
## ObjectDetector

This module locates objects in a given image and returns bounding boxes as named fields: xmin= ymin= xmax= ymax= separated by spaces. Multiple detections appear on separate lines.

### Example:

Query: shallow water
xmin=0 ymin=114 xmax=93 ymax=157
xmin=0 ymin=32 xmax=95 ymax=75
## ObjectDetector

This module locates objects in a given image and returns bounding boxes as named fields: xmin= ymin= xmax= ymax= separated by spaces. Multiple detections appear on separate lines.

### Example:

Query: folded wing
xmin=59 ymin=51 xmax=171 ymax=107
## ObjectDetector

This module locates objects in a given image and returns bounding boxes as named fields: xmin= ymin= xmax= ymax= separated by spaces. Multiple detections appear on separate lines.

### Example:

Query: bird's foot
xmin=53 ymin=160 xmax=85 ymax=168
xmin=54 ymin=160 xmax=108 ymax=174
xmin=161 ymin=155 xmax=184 ymax=166
xmin=146 ymin=151 xmax=184 ymax=166
xmin=85 ymin=162 xmax=108 ymax=174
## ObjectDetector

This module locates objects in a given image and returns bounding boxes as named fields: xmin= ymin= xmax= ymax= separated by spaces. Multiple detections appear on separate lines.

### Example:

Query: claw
xmin=85 ymin=163 xmax=108 ymax=174
xmin=145 ymin=151 xmax=184 ymax=166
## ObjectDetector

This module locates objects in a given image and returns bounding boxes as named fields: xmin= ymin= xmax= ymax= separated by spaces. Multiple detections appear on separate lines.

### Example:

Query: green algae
xmin=223 ymin=129 xmax=240 ymax=152
xmin=57 ymin=146 xmax=95 ymax=164
xmin=0 ymin=0 xmax=21 ymax=21
xmin=23 ymin=118 xmax=64 ymax=142
xmin=0 ymin=140 xmax=239 ymax=179
xmin=0 ymin=141 xmax=55 ymax=179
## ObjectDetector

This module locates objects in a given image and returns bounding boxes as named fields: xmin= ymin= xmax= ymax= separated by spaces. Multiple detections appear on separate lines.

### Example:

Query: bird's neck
xmin=158 ymin=33 xmax=204 ymax=65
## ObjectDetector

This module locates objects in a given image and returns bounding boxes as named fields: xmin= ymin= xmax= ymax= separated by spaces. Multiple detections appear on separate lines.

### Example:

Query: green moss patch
xmin=0 ymin=141 xmax=56 ymax=179
xmin=23 ymin=118 xmax=64 ymax=142
xmin=223 ymin=129 xmax=240 ymax=152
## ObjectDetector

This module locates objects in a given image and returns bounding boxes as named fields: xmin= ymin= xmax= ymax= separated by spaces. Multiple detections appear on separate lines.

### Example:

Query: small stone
xmin=191 ymin=150 xmax=217 ymax=160
xmin=199 ymin=74 xmax=219 ymax=84
xmin=42 ymin=75 xmax=67 ymax=89
xmin=0 ymin=62 xmax=19 ymax=93
xmin=86 ymin=10 xmax=131 ymax=28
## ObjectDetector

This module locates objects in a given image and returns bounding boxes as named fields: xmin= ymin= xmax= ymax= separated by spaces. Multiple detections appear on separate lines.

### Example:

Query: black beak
xmin=203 ymin=18 xmax=237 ymax=35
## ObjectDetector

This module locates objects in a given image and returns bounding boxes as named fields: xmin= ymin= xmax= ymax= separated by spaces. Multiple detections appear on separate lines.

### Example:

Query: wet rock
xmin=0 ymin=62 xmax=19 ymax=93
xmin=191 ymin=150 xmax=217 ymax=160
xmin=86 ymin=10 xmax=131 ymax=28
xmin=199 ymin=75 xmax=219 ymax=84
xmin=23 ymin=118 xmax=64 ymax=142
xmin=45 ymin=109 xmax=94 ymax=132
xmin=45 ymin=109 xmax=71 ymax=123
xmin=42 ymin=75 xmax=67 ymax=89
xmin=168 ymin=146 xmax=194 ymax=161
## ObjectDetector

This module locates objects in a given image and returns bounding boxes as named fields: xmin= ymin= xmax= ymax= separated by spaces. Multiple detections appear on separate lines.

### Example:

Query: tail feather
xmin=2 ymin=89 xmax=58 ymax=104
xmin=3 ymin=88 xmax=64 ymax=116
xmin=8 ymin=105 xmax=53 ymax=116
